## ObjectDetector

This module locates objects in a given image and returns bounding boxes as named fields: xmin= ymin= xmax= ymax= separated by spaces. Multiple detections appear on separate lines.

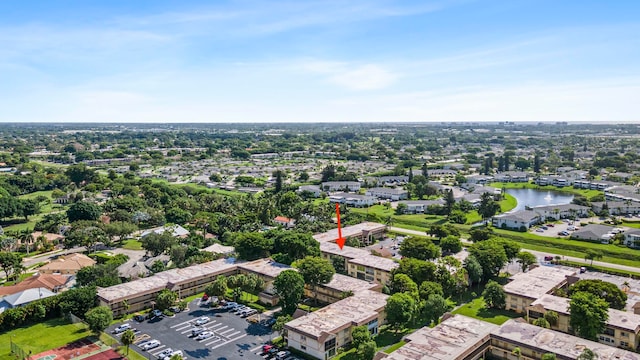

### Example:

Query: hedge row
xmin=494 ymin=232 xmax=640 ymax=263
xmin=556 ymin=260 xmax=640 ymax=279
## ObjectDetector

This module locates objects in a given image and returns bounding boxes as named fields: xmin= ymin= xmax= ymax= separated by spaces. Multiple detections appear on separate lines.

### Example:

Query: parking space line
xmin=250 ymin=345 xmax=263 ymax=352
xmin=180 ymin=328 xmax=194 ymax=335
xmin=224 ymin=330 xmax=241 ymax=338
xmin=213 ymin=325 xmax=228 ymax=332
xmin=211 ymin=334 xmax=247 ymax=350
xmin=148 ymin=345 xmax=166 ymax=355
xmin=171 ymin=320 xmax=194 ymax=328
xmin=208 ymin=323 xmax=224 ymax=329
xmin=218 ymin=328 xmax=235 ymax=336
xmin=204 ymin=337 xmax=223 ymax=346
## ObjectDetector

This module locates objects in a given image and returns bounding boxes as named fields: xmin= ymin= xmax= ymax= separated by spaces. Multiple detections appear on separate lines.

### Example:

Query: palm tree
xmin=121 ymin=330 xmax=135 ymax=355
xmin=511 ymin=347 xmax=522 ymax=359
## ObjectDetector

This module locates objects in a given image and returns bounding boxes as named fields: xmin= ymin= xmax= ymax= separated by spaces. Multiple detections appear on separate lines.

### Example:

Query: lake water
xmin=505 ymin=188 xmax=574 ymax=212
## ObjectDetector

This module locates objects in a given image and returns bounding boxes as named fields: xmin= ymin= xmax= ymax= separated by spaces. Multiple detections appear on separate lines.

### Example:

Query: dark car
xmin=134 ymin=315 xmax=146 ymax=322
xmin=544 ymin=256 xmax=553 ymax=261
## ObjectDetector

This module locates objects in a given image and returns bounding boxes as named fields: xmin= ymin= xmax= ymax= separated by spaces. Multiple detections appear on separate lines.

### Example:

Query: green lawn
xmin=122 ymin=239 xmax=143 ymax=250
xmin=0 ymin=318 xmax=90 ymax=359
xmin=451 ymin=297 xmax=521 ymax=325
xmin=499 ymin=193 xmax=517 ymax=213
xmin=18 ymin=190 xmax=53 ymax=200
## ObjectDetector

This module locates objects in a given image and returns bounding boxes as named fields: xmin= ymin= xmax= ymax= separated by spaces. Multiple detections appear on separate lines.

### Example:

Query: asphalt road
xmin=388 ymin=226 xmax=640 ymax=274
xmin=108 ymin=299 xmax=277 ymax=360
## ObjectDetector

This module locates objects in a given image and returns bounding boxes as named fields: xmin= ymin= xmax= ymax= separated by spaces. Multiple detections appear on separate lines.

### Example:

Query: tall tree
xmin=464 ymin=256 xmax=483 ymax=287
xmin=516 ymin=251 xmax=537 ymax=272
xmin=121 ymin=330 xmax=136 ymax=355
xmin=440 ymin=236 xmax=462 ymax=254
xmin=297 ymin=256 xmax=335 ymax=304
xmin=273 ymin=270 xmax=306 ymax=315
xmin=478 ymin=193 xmax=500 ymax=221
xmin=444 ymin=189 xmax=455 ymax=215
xmin=156 ymin=289 xmax=178 ymax=310
xmin=85 ymin=306 xmax=113 ymax=334
xmin=569 ymin=291 xmax=609 ymax=340
xmin=66 ymin=201 xmax=102 ymax=222
xmin=385 ymin=292 xmax=416 ymax=331
xmin=534 ymin=153 xmax=541 ymax=173
xmin=205 ymin=277 xmax=228 ymax=299
xmin=569 ymin=279 xmax=627 ymax=310
xmin=273 ymin=170 xmax=284 ymax=193
xmin=232 ymin=232 xmax=273 ymax=261
xmin=0 ymin=251 xmax=21 ymax=281
xmin=482 ymin=280 xmax=506 ymax=309
xmin=399 ymin=237 xmax=440 ymax=261
xmin=469 ymin=240 xmax=508 ymax=280
xmin=389 ymin=274 xmax=418 ymax=295
xmin=584 ymin=249 xmax=603 ymax=265
xmin=422 ymin=294 xmax=452 ymax=325
xmin=351 ymin=325 xmax=371 ymax=350
xmin=141 ymin=232 xmax=177 ymax=257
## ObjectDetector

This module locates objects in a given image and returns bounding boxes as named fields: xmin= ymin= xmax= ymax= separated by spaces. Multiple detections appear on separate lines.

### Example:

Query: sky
xmin=0 ymin=0 xmax=639 ymax=123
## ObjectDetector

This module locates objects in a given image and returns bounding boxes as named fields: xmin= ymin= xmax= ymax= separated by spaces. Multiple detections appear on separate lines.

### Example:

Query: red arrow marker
xmin=335 ymin=203 xmax=345 ymax=249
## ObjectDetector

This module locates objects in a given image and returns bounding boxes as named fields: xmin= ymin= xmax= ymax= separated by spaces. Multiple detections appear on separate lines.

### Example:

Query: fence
xmin=10 ymin=341 xmax=27 ymax=360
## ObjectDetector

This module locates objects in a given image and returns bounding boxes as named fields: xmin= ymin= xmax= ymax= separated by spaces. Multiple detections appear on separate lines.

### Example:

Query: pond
xmin=505 ymin=188 xmax=574 ymax=212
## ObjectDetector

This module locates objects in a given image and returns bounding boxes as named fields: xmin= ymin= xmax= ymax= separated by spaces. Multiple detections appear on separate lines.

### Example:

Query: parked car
xmin=112 ymin=323 xmax=132 ymax=334
xmin=263 ymin=348 xmax=279 ymax=358
xmin=262 ymin=344 xmax=275 ymax=353
xmin=134 ymin=315 xmax=146 ymax=322
xmin=142 ymin=340 xmax=161 ymax=351
xmin=191 ymin=327 xmax=206 ymax=337
xmin=559 ymin=230 xmax=570 ymax=236
xmin=233 ymin=306 xmax=249 ymax=314
xmin=157 ymin=348 xmax=173 ymax=359
xmin=547 ymin=224 xmax=554 ymax=227
xmin=152 ymin=309 xmax=163 ymax=318
xmin=535 ymin=228 xmax=544 ymax=233
xmin=169 ymin=306 xmax=181 ymax=313
xmin=580 ymin=267 xmax=587 ymax=273
xmin=541 ymin=226 xmax=548 ymax=230
xmin=265 ymin=318 xmax=277 ymax=327
xmin=543 ymin=256 xmax=553 ymax=261
xmin=195 ymin=316 xmax=210 ymax=326
xmin=275 ymin=350 xmax=291 ymax=360
xmin=161 ymin=350 xmax=182 ymax=360
xmin=196 ymin=331 xmax=215 ymax=340
xmin=223 ymin=302 xmax=238 ymax=310
xmin=241 ymin=309 xmax=258 ymax=318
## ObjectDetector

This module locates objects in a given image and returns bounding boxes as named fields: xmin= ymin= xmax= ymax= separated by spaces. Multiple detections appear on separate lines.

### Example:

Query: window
xmin=325 ymin=338 xmax=336 ymax=351
xmin=301 ymin=345 xmax=306 ymax=350
xmin=301 ymin=335 xmax=306 ymax=341
xmin=620 ymin=331 xmax=627 ymax=337
xmin=357 ymin=266 xmax=365 ymax=271
xmin=604 ymin=328 xmax=615 ymax=336
xmin=621 ymin=341 xmax=629 ymax=347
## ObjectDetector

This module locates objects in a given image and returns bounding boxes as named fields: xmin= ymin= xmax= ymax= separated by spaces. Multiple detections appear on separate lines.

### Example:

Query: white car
xmin=161 ymin=350 xmax=183 ymax=360
xmin=157 ymin=348 xmax=173 ymax=359
xmin=112 ymin=323 xmax=131 ymax=334
xmin=194 ymin=316 xmax=210 ymax=326
xmin=142 ymin=340 xmax=161 ymax=351
xmin=196 ymin=331 xmax=215 ymax=340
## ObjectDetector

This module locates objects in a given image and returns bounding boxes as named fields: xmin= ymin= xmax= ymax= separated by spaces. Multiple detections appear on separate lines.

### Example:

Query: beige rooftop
xmin=503 ymin=266 xmax=576 ymax=300
xmin=381 ymin=315 xmax=498 ymax=360
xmin=494 ymin=319 xmax=640 ymax=360
xmin=38 ymin=253 xmax=96 ymax=272
xmin=312 ymin=222 xmax=386 ymax=243
xmin=97 ymin=258 xmax=237 ymax=302
xmin=531 ymin=294 xmax=640 ymax=333
xmin=285 ymin=290 xmax=388 ymax=340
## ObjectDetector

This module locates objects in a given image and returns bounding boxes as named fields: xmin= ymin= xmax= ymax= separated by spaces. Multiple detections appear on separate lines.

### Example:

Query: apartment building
xmin=285 ymin=290 xmax=388 ymax=360
xmin=319 ymin=242 xmax=397 ymax=285
xmin=321 ymin=181 xmax=361 ymax=192
xmin=527 ymin=294 xmax=640 ymax=350
xmin=364 ymin=187 xmax=409 ymax=201
xmin=503 ymin=266 xmax=576 ymax=313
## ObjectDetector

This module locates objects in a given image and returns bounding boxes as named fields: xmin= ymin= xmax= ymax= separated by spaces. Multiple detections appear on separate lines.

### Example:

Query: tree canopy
xmin=569 ymin=279 xmax=627 ymax=310
xmin=273 ymin=270 xmax=306 ymax=315
xmin=569 ymin=291 xmax=609 ymax=340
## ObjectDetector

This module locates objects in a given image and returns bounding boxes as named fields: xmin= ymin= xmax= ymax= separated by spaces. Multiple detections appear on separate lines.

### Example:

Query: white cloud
xmin=301 ymin=60 xmax=398 ymax=90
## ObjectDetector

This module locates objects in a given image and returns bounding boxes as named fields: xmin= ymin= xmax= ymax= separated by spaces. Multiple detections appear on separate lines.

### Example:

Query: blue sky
xmin=0 ymin=0 xmax=638 ymax=123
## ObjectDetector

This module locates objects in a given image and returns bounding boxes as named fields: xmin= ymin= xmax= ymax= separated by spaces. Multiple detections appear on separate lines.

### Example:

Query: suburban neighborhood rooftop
xmin=503 ymin=266 xmax=576 ymax=300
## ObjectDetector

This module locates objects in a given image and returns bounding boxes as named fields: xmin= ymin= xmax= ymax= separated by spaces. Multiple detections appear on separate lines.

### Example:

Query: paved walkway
xmin=388 ymin=226 xmax=640 ymax=273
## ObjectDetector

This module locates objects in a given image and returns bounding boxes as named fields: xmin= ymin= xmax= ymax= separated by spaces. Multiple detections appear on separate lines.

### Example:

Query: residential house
xmin=530 ymin=204 xmax=590 ymax=220
xmin=319 ymin=242 xmax=397 ymax=285
xmin=0 ymin=273 xmax=71 ymax=298
xmin=0 ymin=288 xmax=56 ymax=312
xmin=503 ymin=266 xmax=576 ymax=313
xmin=592 ymin=201 xmax=640 ymax=215
xmin=465 ymin=175 xmax=494 ymax=185
xmin=38 ymin=253 xmax=96 ymax=275
xmin=321 ymin=181 xmax=361 ymax=192
xmin=328 ymin=193 xmax=376 ymax=207
xmin=312 ymin=223 xmax=386 ymax=245
xmin=494 ymin=171 xmax=529 ymax=183
xmin=364 ymin=187 xmax=409 ymax=201
xmin=624 ymin=229 xmax=640 ymax=249
xmin=140 ymin=224 xmax=190 ymax=239
xmin=297 ymin=185 xmax=322 ymax=197
xmin=491 ymin=210 xmax=541 ymax=230
xmin=527 ymin=294 xmax=640 ymax=350
xmin=397 ymin=199 xmax=445 ymax=214
xmin=274 ymin=216 xmax=296 ymax=228
xmin=284 ymin=290 xmax=388 ymax=359
xmin=570 ymin=224 xmax=616 ymax=242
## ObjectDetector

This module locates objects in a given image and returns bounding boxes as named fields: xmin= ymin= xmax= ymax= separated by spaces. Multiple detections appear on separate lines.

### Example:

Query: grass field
xmin=0 ymin=318 xmax=90 ymax=360
xmin=499 ymin=193 xmax=517 ymax=212
xmin=451 ymin=297 xmax=521 ymax=325
xmin=121 ymin=239 xmax=143 ymax=250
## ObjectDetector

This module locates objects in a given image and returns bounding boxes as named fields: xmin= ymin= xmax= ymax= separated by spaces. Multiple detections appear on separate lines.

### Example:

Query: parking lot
xmin=108 ymin=298 xmax=278 ymax=360
xmin=529 ymin=218 xmax=581 ymax=237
